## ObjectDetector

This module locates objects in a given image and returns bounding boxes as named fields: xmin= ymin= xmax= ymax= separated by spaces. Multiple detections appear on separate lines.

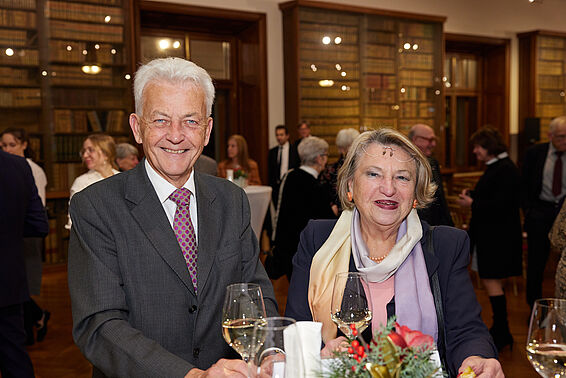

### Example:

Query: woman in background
xmin=66 ymin=134 xmax=120 ymax=229
xmin=217 ymin=134 xmax=261 ymax=185
xmin=456 ymin=127 xmax=522 ymax=351
xmin=320 ymin=128 xmax=360 ymax=213
xmin=1 ymin=128 xmax=50 ymax=345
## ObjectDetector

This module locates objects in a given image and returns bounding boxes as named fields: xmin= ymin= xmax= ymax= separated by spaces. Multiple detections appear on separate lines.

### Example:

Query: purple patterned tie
xmin=169 ymin=188 xmax=198 ymax=293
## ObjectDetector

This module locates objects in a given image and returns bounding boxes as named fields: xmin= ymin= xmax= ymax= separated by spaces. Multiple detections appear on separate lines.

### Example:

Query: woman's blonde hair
xmin=228 ymin=134 xmax=251 ymax=172
xmin=85 ymin=133 xmax=118 ymax=170
xmin=337 ymin=128 xmax=436 ymax=211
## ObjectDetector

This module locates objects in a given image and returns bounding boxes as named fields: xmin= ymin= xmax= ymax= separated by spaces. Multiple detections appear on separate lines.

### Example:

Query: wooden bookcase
xmin=280 ymin=0 xmax=445 ymax=159
xmin=519 ymin=30 xmax=566 ymax=146
xmin=0 ymin=0 xmax=134 ymax=262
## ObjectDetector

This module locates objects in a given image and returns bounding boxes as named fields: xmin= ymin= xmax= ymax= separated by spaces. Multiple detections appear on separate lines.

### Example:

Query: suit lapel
xmin=194 ymin=172 xmax=219 ymax=296
xmin=126 ymin=162 xmax=195 ymax=295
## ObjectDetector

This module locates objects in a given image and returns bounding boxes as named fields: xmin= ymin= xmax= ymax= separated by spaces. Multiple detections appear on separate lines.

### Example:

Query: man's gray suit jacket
xmin=68 ymin=160 xmax=277 ymax=377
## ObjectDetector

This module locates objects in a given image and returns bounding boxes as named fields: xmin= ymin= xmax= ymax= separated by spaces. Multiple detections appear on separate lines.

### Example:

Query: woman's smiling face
xmin=350 ymin=143 xmax=417 ymax=233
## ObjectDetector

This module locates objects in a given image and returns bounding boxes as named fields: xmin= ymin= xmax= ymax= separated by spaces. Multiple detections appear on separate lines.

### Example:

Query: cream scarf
xmin=308 ymin=209 xmax=426 ymax=342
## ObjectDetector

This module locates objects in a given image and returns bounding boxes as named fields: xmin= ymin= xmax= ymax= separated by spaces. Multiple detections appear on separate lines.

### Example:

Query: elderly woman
xmin=285 ymin=129 xmax=502 ymax=377
xmin=65 ymin=133 xmax=120 ymax=229
xmin=267 ymin=136 xmax=336 ymax=280
xmin=456 ymin=127 xmax=522 ymax=352
xmin=217 ymin=134 xmax=261 ymax=185
xmin=115 ymin=142 xmax=139 ymax=171
xmin=320 ymin=128 xmax=360 ymax=213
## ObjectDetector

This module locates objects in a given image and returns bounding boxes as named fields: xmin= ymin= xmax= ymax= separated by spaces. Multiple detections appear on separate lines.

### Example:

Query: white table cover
xmin=244 ymin=185 xmax=272 ymax=240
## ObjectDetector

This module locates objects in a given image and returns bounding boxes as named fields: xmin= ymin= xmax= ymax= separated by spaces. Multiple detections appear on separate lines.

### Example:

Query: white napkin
xmin=283 ymin=321 xmax=322 ymax=378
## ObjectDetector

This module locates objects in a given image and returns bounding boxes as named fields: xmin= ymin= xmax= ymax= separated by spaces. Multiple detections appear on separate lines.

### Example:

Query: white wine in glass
xmin=222 ymin=283 xmax=267 ymax=363
xmin=331 ymin=272 xmax=373 ymax=339
xmin=526 ymin=298 xmax=566 ymax=377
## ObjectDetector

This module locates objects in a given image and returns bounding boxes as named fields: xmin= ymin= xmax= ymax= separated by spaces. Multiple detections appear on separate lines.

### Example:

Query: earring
xmin=347 ymin=191 xmax=353 ymax=202
xmin=412 ymin=199 xmax=418 ymax=209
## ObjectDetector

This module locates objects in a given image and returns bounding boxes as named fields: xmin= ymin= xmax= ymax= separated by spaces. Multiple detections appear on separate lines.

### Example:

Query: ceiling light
xmin=334 ymin=36 xmax=342 ymax=44
xmin=322 ymin=36 xmax=331 ymax=45
xmin=318 ymin=79 xmax=334 ymax=87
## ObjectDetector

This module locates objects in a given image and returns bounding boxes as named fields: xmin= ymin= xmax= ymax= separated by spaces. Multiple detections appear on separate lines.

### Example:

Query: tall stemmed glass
xmin=330 ymin=272 xmax=373 ymax=339
xmin=222 ymin=283 xmax=267 ymax=364
xmin=526 ymin=298 xmax=566 ymax=377
xmin=251 ymin=317 xmax=296 ymax=378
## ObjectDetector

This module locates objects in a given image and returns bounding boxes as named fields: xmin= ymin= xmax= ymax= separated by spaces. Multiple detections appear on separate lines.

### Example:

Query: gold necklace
xmin=369 ymin=253 xmax=389 ymax=264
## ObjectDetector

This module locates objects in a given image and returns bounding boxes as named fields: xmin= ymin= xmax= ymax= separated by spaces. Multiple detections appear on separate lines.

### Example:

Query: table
xmin=244 ymin=185 xmax=272 ymax=240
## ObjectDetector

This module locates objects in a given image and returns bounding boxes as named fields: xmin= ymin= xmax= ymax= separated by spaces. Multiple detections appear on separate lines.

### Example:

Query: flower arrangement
xmin=324 ymin=318 xmax=445 ymax=378
xmin=233 ymin=168 xmax=248 ymax=179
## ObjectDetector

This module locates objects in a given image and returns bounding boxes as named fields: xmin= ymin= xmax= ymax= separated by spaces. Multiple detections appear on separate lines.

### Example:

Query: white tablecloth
xmin=244 ymin=185 xmax=272 ymax=240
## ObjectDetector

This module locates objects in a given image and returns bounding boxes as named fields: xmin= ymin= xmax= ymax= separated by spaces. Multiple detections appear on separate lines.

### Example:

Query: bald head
xmin=409 ymin=124 xmax=437 ymax=157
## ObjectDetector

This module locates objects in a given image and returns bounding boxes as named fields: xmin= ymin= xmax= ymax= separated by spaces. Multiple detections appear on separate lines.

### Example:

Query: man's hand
xmin=458 ymin=356 xmax=504 ymax=378
xmin=185 ymin=359 xmax=249 ymax=377
xmin=456 ymin=189 xmax=473 ymax=208
xmin=320 ymin=336 xmax=349 ymax=359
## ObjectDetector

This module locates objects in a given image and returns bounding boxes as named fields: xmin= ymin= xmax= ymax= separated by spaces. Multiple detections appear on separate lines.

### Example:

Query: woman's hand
xmin=456 ymin=189 xmax=473 ymax=208
xmin=458 ymin=356 xmax=504 ymax=377
xmin=320 ymin=336 xmax=349 ymax=358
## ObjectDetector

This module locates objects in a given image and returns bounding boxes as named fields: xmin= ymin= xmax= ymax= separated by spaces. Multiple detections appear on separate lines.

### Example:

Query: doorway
xmin=443 ymin=34 xmax=510 ymax=171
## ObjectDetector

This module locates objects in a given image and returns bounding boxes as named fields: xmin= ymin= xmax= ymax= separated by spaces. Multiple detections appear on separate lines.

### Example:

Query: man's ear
xmin=203 ymin=117 xmax=213 ymax=146
xmin=129 ymin=113 xmax=143 ymax=144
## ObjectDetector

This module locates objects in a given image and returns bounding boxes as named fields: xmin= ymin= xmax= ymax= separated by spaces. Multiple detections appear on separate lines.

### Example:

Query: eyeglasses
xmin=79 ymin=146 xmax=96 ymax=157
xmin=415 ymin=135 xmax=437 ymax=143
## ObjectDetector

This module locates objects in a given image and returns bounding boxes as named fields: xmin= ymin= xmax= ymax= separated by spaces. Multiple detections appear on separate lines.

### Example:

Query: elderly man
xmin=408 ymin=124 xmax=453 ymax=226
xmin=115 ymin=142 xmax=139 ymax=171
xmin=68 ymin=58 xmax=277 ymax=378
xmin=523 ymin=115 xmax=566 ymax=308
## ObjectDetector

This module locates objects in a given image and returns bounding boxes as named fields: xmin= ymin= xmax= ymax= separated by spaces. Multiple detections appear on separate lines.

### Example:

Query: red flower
xmin=388 ymin=323 xmax=434 ymax=349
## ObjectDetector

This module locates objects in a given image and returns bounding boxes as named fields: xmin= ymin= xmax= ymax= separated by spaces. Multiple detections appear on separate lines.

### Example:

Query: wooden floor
xmin=26 ymin=255 xmax=559 ymax=378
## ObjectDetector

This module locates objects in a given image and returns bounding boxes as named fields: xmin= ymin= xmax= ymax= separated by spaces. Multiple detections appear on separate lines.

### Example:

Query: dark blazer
xmin=469 ymin=157 xmax=522 ymax=278
xmin=268 ymin=143 xmax=300 ymax=202
xmin=272 ymin=168 xmax=335 ymax=278
xmin=0 ymin=150 xmax=48 ymax=308
xmin=68 ymin=160 xmax=277 ymax=377
xmin=285 ymin=219 xmax=497 ymax=377
xmin=521 ymin=142 xmax=550 ymax=213
xmin=418 ymin=157 xmax=454 ymax=226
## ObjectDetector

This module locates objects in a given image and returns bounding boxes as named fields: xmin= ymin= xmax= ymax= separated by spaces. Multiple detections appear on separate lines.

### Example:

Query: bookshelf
xmin=518 ymin=30 xmax=566 ymax=144
xmin=280 ymin=1 xmax=444 ymax=159
xmin=0 ymin=0 xmax=133 ymax=262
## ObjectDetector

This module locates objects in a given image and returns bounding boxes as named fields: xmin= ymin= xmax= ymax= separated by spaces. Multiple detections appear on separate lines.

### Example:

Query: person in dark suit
xmin=456 ymin=127 xmax=522 ymax=351
xmin=408 ymin=124 xmax=453 ymax=226
xmin=68 ymin=58 xmax=277 ymax=378
xmin=268 ymin=136 xmax=336 ymax=280
xmin=522 ymin=115 xmax=566 ymax=309
xmin=0 ymin=149 xmax=48 ymax=378
xmin=268 ymin=125 xmax=299 ymax=204
xmin=285 ymin=129 xmax=503 ymax=378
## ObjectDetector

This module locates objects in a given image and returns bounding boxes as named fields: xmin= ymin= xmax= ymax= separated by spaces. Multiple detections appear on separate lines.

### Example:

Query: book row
xmin=45 ymin=0 xmax=124 ymax=25
xmin=0 ymin=8 xmax=36 ymax=28
xmin=538 ymin=75 xmax=566 ymax=89
xmin=0 ymin=48 xmax=38 ymax=65
xmin=54 ymin=109 xmax=127 ymax=133
xmin=0 ymin=87 xmax=40 ymax=107
xmin=49 ymin=64 xmax=114 ymax=87
xmin=49 ymin=40 xmax=124 ymax=64
xmin=0 ymin=0 xmax=35 ymax=9
xmin=0 ymin=66 xmax=38 ymax=86
xmin=50 ymin=20 xmax=123 ymax=43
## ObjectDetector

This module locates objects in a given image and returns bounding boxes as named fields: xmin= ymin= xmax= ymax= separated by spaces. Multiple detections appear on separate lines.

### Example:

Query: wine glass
xmin=251 ymin=317 xmax=296 ymax=378
xmin=330 ymin=272 xmax=373 ymax=339
xmin=222 ymin=283 xmax=267 ymax=364
xmin=526 ymin=298 xmax=566 ymax=377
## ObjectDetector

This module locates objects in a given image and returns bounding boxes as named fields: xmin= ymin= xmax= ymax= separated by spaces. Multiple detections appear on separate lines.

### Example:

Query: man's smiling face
xmin=130 ymin=80 xmax=212 ymax=187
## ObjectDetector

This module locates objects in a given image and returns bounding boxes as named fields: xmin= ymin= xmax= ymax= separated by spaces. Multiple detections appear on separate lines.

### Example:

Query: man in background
xmin=68 ymin=58 xmax=276 ymax=378
xmin=115 ymin=142 xmax=139 ymax=171
xmin=523 ymin=115 xmax=566 ymax=308
xmin=293 ymin=120 xmax=311 ymax=149
xmin=409 ymin=124 xmax=454 ymax=226
xmin=268 ymin=125 xmax=299 ymax=204
xmin=0 ymin=149 xmax=48 ymax=378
